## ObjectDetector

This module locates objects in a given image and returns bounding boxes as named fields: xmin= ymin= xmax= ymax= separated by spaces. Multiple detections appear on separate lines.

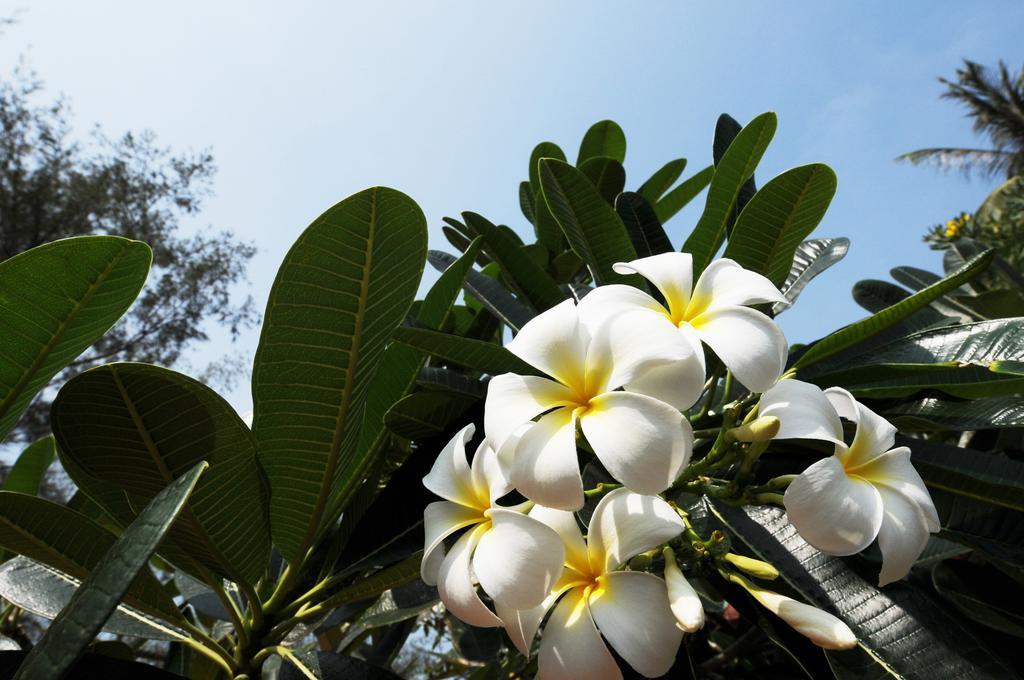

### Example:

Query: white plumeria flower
xmin=421 ymin=424 xmax=566 ymax=626
xmin=759 ymin=380 xmax=940 ymax=585
xmin=744 ymin=580 xmax=857 ymax=650
xmin=663 ymin=547 xmax=705 ymax=632
xmin=485 ymin=298 xmax=696 ymax=510
xmin=498 ymin=489 xmax=685 ymax=680
xmin=580 ymin=252 xmax=788 ymax=398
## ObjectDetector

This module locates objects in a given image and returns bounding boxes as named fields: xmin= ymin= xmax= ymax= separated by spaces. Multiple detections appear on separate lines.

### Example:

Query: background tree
xmin=0 ymin=65 xmax=258 ymax=442
xmin=898 ymin=59 xmax=1024 ymax=179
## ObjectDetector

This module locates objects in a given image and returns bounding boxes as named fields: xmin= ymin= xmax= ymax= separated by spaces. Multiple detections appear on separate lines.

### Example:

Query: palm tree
xmin=899 ymin=60 xmax=1024 ymax=179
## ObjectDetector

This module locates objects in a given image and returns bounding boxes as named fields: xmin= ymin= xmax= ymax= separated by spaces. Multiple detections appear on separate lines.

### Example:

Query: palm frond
xmin=896 ymin=147 xmax=1014 ymax=179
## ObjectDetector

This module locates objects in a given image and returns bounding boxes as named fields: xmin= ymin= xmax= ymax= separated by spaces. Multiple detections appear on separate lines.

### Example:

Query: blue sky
xmin=2 ymin=1 xmax=1022 ymax=414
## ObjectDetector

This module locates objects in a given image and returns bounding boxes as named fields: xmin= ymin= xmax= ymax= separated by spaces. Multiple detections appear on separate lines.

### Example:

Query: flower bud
xmin=663 ymin=547 xmax=705 ymax=633
xmin=723 ymin=553 xmax=779 ymax=580
xmin=726 ymin=416 xmax=781 ymax=443
xmin=748 ymin=584 xmax=856 ymax=649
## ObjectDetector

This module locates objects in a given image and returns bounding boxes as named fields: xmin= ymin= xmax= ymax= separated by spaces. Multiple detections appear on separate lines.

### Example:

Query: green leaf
xmin=428 ymin=251 xmax=534 ymax=331
xmin=52 ymin=362 xmax=271 ymax=586
xmin=384 ymin=392 xmax=477 ymax=440
xmin=0 ymin=236 xmax=151 ymax=441
xmin=1 ymin=437 xmax=55 ymax=496
xmin=712 ymin=114 xmax=759 ymax=226
xmin=252 ymin=188 xmax=427 ymax=563
xmin=578 ymin=157 xmax=626 ymax=205
xmin=518 ymin=181 xmax=535 ymax=225
xmin=793 ymin=250 xmax=994 ymax=370
xmin=708 ymin=501 xmax=1016 ymax=679
xmin=1 ymin=650 xmax=191 ymax=678
xmin=420 ymin=240 xmax=483 ymax=330
xmin=528 ymin=141 xmax=566 ymax=196
xmin=461 ymin=212 xmax=563 ymax=310
xmin=957 ymin=289 xmax=1024 ymax=319
xmin=887 ymin=396 xmax=1024 ymax=431
xmin=931 ymin=488 xmax=1024 ymax=566
xmin=723 ymin=163 xmax=837 ymax=285
xmin=820 ymin=363 xmax=1024 ymax=399
xmin=0 ymin=492 xmax=184 ymax=626
xmin=933 ymin=560 xmax=1024 ymax=638
xmin=654 ymin=165 xmax=713 ymax=224
xmin=280 ymin=651 xmax=403 ymax=680
xmin=14 ymin=462 xmax=205 ymax=680
xmin=392 ymin=327 xmax=537 ymax=376
xmin=773 ymin=237 xmax=849 ymax=315
xmin=416 ymin=367 xmax=487 ymax=398
xmin=576 ymin=120 xmax=626 ymax=165
xmin=539 ymin=159 xmax=637 ymax=284
xmin=901 ymin=438 xmax=1024 ymax=512
xmin=615 ymin=192 xmax=674 ymax=258
xmin=638 ymin=158 xmax=687 ymax=203
xmin=320 ymin=551 xmax=423 ymax=611
xmin=683 ymin=112 xmax=777 ymax=274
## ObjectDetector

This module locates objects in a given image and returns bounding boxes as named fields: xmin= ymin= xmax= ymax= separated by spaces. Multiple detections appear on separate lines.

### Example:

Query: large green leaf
xmin=653 ymin=165 xmax=713 ymax=224
xmin=712 ymin=113 xmax=759 ymax=224
xmin=930 ymin=488 xmax=1024 ymax=566
xmin=528 ymin=141 xmax=567 ymax=197
xmin=252 ymin=188 xmax=427 ymax=563
xmin=708 ymin=502 xmax=1015 ymax=679
xmin=886 ymin=395 xmax=1024 ymax=431
xmin=900 ymin=438 xmax=1024 ymax=513
xmin=52 ymin=362 xmax=270 ymax=586
xmin=461 ymin=212 xmax=563 ymax=310
xmin=392 ymin=327 xmax=536 ymax=376
xmin=615 ymin=192 xmax=674 ymax=258
xmin=539 ymin=159 xmax=637 ymax=284
xmin=14 ymin=462 xmax=205 ymax=680
xmin=428 ymin=251 xmax=534 ymax=330
xmin=638 ymin=158 xmax=687 ymax=203
xmin=384 ymin=392 xmax=477 ymax=440
xmin=420 ymin=241 xmax=483 ymax=329
xmin=933 ymin=560 xmax=1024 ymax=638
xmin=834 ymin=364 xmax=1024 ymax=399
xmin=0 ymin=492 xmax=184 ymax=627
xmin=320 ymin=551 xmax=422 ymax=611
xmin=576 ymin=120 xmax=626 ymax=165
xmin=578 ymin=157 xmax=626 ymax=205
xmin=682 ymin=112 xmax=777 ymax=273
xmin=1 ymin=437 xmax=55 ymax=496
xmin=793 ymin=250 xmax=994 ymax=370
xmin=723 ymin=163 xmax=837 ymax=286
xmin=0 ymin=236 xmax=151 ymax=440
xmin=773 ymin=237 xmax=849 ymax=315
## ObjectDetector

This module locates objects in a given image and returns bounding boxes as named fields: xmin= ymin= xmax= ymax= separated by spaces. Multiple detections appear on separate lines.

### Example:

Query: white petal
xmin=529 ymin=505 xmax=590 ymax=574
xmin=576 ymin=283 xmax=665 ymax=331
xmin=625 ymin=347 xmax=706 ymax=411
xmin=436 ymin=525 xmax=502 ymax=627
xmin=422 ymin=501 xmax=484 ymax=585
xmin=587 ymin=489 xmax=685 ymax=574
xmin=664 ymin=553 xmax=705 ymax=632
xmin=470 ymin=440 xmax=513 ymax=505
xmin=497 ymin=573 xmax=579 ymax=657
xmin=485 ymin=373 xmax=576 ymax=453
xmin=510 ymin=409 xmax=584 ymax=511
xmin=585 ymin=309 xmax=692 ymax=393
xmin=759 ymin=379 xmax=844 ymax=445
xmin=507 ymin=299 xmax=587 ymax=389
xmin=473 ymin=509 xmax=566 ymax=610
xmin=825 ymin=387 xmax=897 ymax=467
xmin=590 ymin=571 xmax=683 ymax=678
xmin=612 ymin=252 xmax=694 ymax=316
xmin=852 ymin=447 xmax=940 ymax=532
xmin=691 ymin=306 xmax=787 ymax=392
xmin=754 ymin=589 xmax=857 ymax=650
xmin=581 ymin=391 xmax=692 ymax=497
xmin=783 ymin=456 xmax=883 ymax=556
xmin=875 ymin=485 xmax=932 ymax=586
xmin=422 ymin=424 xmax=479 ymax=508
xmin=539 ymin=588 xmax=621 ymax=680
xmin=689 ymin=257 xmax=787 ymax=315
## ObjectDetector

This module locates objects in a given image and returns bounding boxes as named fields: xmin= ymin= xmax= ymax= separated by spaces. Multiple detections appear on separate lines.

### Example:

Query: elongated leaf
xmin=933 ymin=560 xmax=1024 ymax=638
xmin=280 ymin=651 xmax=402 ymax=680
xmin=820 ymin=363 xmax=1024 ymax=399
xmin=385 ymin=392 xmax=477 ymax=440
xmin=528 ymin=141 xmax=566 ymax=196
xmin=654 ymin=165 xmax=713 ymax=224
xmin=638 ymin=158 xmax=687 ymax=203
xmin=853 ymin=280 xmax=914 ymax=314
xmin=518 ymin=181 xmax=535 ymax=225
xmin=683 ymin=113 xmax=777 ymax=273
xmin=576 ymin=120 xmax=625 ymax=165
xmin=539 ymin=159 xmax=637 ymax=284
xmin=252 ymin=188 xmax=427 ymax=563
xmin=428 ymin=251 xmax=534 ymax=331
xmin=579 ymin=157 xmax=626 ymax=205
xmin=0 ymin=236 xmax=151 ymax=440
xmin=931 ymin=488 xmax=1024 ymax=566
xmin=773 ymin=237 xmax=849 ymax=314
xmin=1 ymin=437 xmax=54 ymax=496
xmin=887 ymin=395 xmax=1024 ymax=431
xmin=320 ymin=551 xmax=422 ymax=611
xmin=891 ymin=266 xmax=941 ymax=291
xmin=52 ymin=363 xmax=270 ymax=586
xmin=0 ymin=492 xmax=184 ymax=625
xmin=14 ymin=462 xmax=205 ymax=680
xmin=420 ymin=241 xmax=483 ymax=329
xmin=461 ymin=212 xmax=563 ymax=310
xmin=615 ymin=192 xmax=673 ymax=258
xmin=724 ymin=163 xmax=837 ymax=285
xmin=793 ymin=250 xmax=994 ymax=370
xmin=392 ymin=327 xmax=536 ymax=376
xmin=900 ymin=438 xmax=1024 ymax=512
xmin=708 ymin=502 xmax=1015 ymax=679
xmin=712 ymin=113 xmax=758 ymax=222
xmin=416 ymin=367 xmax=487 ymax=397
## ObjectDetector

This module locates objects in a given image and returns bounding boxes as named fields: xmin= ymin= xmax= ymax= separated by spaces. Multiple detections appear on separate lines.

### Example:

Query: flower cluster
xmin=422 ymin=253 xmax=938 ymax=678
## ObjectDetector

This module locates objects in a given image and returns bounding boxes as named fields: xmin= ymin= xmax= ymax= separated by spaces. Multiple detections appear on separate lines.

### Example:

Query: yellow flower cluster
xmin=945 ymin=212 xmax=971 ymax=238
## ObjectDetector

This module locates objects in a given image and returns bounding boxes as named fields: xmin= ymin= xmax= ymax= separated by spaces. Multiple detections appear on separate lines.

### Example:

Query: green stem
xmin=181 ymin=622 xmax=236 ymax=676
xmin=584 ymin=482 xmax=622 ymax=499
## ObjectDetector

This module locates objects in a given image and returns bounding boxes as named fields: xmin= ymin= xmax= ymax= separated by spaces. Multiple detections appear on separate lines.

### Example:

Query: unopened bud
xmin=727 ymin=416 xmax=781 ymax=443
xmin=663 ymin=548 xmax=705 ymax=632
xmin=723 ymin=553 xmax=779 ymax=580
